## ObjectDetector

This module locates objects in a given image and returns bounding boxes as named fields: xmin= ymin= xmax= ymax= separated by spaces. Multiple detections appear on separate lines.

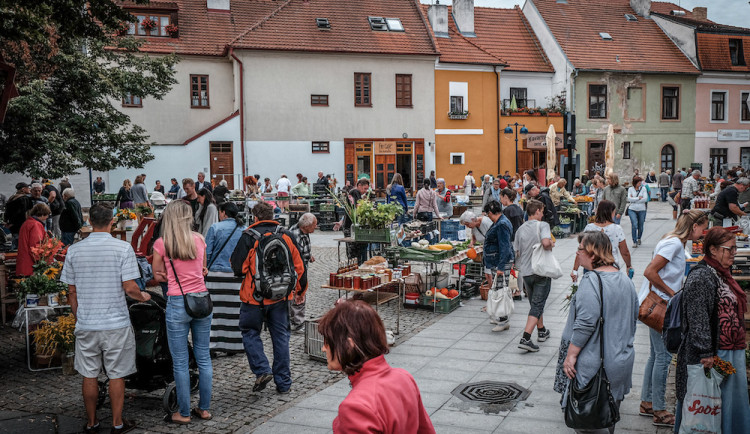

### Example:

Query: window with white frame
xmin=448 ymin=82 xmax=468 ymax=114
xmin=711 ymin=91 xmax=728 ymax=122
xmin=741 ymin=92 xmax=750 ymax=122
xmin=450 ymin=153 xmax=465 ymax=165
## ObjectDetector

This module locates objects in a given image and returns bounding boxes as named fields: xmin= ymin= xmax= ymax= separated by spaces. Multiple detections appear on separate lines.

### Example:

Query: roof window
xmin=599 ymin=32 xmax=613 ymax=41
xmin=368 ymin=17 xmax=388 ymax=31
xmin=624 ymin=14 xmax=638 ymax=21
xmin=386 ymin=18 xmax=404 ymax=31
xmin=316 ymin=18 xmax=331 ymax=29
xmin=729 ymin=39 xmax=746 ymax=66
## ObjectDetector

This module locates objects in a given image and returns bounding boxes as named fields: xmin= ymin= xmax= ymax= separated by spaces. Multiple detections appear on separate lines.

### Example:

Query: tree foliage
xmin=0 ymin=0 xmax=178 ymax=178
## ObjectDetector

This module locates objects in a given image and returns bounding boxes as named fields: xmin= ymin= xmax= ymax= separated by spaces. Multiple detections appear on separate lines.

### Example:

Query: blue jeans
xmin=627 ymin=209 xmax=646 ymax=243
xmin=613 ymin=215 xmax=621 ymax=224
xmin=166 ymin=295 xmax=213 ymax=417
xmin=238 ymin=301 xmax=291 ymax=391
xmin=61 ymin=231 xmax=76 ymax=246
xmin=641 ymin=327 xmax=671 ymax=411
xmin=660 ymin=187 xmax=668 ymax=202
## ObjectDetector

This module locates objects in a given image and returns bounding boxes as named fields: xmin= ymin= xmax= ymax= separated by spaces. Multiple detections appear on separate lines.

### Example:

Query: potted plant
xmin=165 ymin=23 xmax=179 ymax=37
xmin=558 ymin=216 xmax=573 ymax=234
xmin=116 ymin=21 xmax=131 ymax=36
xmin=448 ymin=110 xmax=469 ymax=120
xmin=29 ymin=314 xmax=76 ymax=371
xmin=140 ymin=17 xmax=157 ymax=32
xmin=114 ymin=208 xmax=137 ymax=230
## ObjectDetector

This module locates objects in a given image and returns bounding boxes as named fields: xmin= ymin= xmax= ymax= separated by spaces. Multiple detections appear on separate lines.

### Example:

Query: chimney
xmin=428 ymin=3 xmax=449 ymax=37
xmin=207 ymin=0 xmax=230 ymax=10
xmin=692 ymin=7 xmax=708 ymax=21
xmin=452 ymin=0 xmax=475 ymax=36
xmin=629 ymin=0 xmax=651 ymax=18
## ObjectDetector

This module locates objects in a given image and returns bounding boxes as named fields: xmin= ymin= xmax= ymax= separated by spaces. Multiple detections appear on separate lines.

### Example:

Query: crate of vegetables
xmin=420 ymin=288 xmax=461 ymax=314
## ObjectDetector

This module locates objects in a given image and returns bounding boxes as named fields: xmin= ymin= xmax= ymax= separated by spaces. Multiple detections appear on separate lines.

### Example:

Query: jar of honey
xmin=344 ymin=276 xmax=353 ymax=289
xmin=329 ymin=273 xmax=337 ymax=286
xmin=353 ymin=276 xmax=362 ymax=290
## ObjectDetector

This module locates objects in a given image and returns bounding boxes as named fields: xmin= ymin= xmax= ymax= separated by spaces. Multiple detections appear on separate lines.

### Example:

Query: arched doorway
xmin=660 ymin=144 xmax=675 ymax=173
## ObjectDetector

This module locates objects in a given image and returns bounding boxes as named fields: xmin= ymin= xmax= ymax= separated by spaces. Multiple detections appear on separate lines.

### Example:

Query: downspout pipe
xmin=494 ymin=65 xmax=501 ymax=175
xmin=229 ymin=48 xmax=246 ymax=183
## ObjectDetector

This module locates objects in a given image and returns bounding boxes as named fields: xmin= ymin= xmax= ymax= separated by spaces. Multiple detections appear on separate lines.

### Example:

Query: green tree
xmin=0 ymin=0 xmax=178 ymax=178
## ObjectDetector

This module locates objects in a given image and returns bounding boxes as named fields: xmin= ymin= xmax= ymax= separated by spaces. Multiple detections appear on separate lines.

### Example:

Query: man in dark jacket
xmin=4 ymin=183 xmax=33 ymax=248
xmin=59 ymin=188 xmax=83 ymax=245
xmin=524 ymin=184 xmax=558 ymax=227
xmin=313 ymin=171 xmax=328 ymax=195
xmin=43 ymin=180 xmax=65 ymax=238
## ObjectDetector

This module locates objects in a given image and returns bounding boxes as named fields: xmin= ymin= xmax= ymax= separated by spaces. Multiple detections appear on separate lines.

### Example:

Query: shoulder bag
xmin=564 ymin=271 xmax=620 ymax=430
xmin=486 ymin=272 xmax=514 ymax=319
xmin=531 ymin=222 xmax=563 ymax=279
xmin=638 ymin=286 xmax=668 ymax=332
xmin=168 ymin=257 xmax=213 ymax=319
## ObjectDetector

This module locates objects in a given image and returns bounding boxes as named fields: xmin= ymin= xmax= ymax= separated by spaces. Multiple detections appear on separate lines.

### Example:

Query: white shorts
xmin=74 ymin=326 xmax=136 ymax=379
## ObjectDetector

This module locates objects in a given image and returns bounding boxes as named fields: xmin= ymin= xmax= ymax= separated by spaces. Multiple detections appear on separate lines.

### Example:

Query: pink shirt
xmin=153 ymin=234 xmax=207 ymax=296
xmin=333 ymin=355 xmax=435 ymax=434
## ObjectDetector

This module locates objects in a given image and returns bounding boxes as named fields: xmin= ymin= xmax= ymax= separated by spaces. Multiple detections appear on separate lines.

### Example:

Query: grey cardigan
xmin=603 ymin=185 xmax=628 ymax=216
xmin=195 ymin=203 xmax=218 ymax=237
xmin=560 ymin=271 xmax=638 ymax=401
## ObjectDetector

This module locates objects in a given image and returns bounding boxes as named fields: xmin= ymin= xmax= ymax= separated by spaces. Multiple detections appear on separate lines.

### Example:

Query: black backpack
xmin=4 ymin=195 xmax=31 ymax=230
xmin=662 ymin=289 xmax=683 ymax=353
xmin=247 ymin=226 xmax=297 ymax=302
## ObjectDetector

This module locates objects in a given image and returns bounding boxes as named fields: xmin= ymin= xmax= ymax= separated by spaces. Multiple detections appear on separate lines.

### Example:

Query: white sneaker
xmin=492 ymin=323 xmax=510 ymax=332
xmin=489 ymin=319 xmax=499 ymax=325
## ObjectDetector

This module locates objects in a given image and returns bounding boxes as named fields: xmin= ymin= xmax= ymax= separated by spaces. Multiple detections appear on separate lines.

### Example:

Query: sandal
xmin=163 ymin=413 xmax=190 ymax=425
xmin=639 ymin=403 xmax=653 ymax=417
xmin=191 ymin=408 xmax=213 ymax=421
xmin=653 ymin=412 xmax=675 ymax=427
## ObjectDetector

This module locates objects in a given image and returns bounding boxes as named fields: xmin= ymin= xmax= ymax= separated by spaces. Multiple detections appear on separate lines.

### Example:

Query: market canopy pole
xmin=604 ymin=123 xmax=615 ymax=178
xmin=546 ymin=124 xmax=556 ymax=185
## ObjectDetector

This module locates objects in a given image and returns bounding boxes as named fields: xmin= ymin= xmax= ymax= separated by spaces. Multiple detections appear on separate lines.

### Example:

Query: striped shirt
xmin=60 ymin=232 xmax=140 ymax=331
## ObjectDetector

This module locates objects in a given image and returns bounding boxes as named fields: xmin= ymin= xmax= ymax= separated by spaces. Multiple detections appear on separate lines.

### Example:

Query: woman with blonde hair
xmin=116 ymin=179 xmax=133 ymax=209
xmin=638 ymin=210 xmax=709 ymax=428
xmin=152 ymin=201 xmax=213 ymax=425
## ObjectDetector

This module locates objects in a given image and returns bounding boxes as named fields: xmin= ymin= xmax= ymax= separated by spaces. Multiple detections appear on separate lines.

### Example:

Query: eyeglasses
xmin=719 ymin=245 xmax=737 ymax=254
xmin=577 ymin=246 xmax=586 ymax=252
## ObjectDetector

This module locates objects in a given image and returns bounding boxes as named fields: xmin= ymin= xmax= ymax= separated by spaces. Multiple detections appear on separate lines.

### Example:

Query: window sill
xmin=396 ymin=105 xmax=413 ymax=109
xmin=355 ymin=104 xmax=373 ymax=108
xmin=660 ymin=118 xmax=681 ymax=122
xmin=121 ymin=104 xmax=143 ymax=108
xmin=191 ymin=106 xmax=211 ymax=109
xmin=311 ymin=104 xmax=329 ymax=107
xmin=448 ymin=113 xmax=469 ymax=120
xmin=709 ymin=119 xmax=729 ymax=124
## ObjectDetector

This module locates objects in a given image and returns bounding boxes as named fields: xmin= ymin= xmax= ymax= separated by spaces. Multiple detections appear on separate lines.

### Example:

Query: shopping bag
xmin=530 ymin=223 xmax=563 ymax=279
xmin=679 ymin=365 xmax=722 ymax=434
xmin=486 ymin=273 xmax=514 ymax=319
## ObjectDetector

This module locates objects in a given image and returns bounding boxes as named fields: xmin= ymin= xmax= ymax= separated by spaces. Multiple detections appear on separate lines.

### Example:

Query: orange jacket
xmin=232 ymin=220 xmax=307 ymax=305
xmin=17 ymin=217 xmax=46 ymax=276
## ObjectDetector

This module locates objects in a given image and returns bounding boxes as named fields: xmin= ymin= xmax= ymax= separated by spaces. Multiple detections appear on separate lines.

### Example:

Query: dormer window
xmin=128 ymin=14 xmax=173 ymax=37
xmin=316 ymin=18 xmax=331 ymax=29
xmin=368 ymin=17 xmax=403 ymax=32
xmin=729 ymin=39 xmax=746 ymax=66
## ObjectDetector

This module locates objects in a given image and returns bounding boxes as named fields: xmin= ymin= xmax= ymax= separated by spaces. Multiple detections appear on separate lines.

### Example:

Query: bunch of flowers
xmin=115 ymin=208 xmax=137 ymax=223
xmin=30 ymin=314 xmax=77 ymax=356
xmin=165 ymin=23 xmax=179 ymax=36
xmin=561 ymin=282 xmax=578 ymax=313
xmin=140 ymin=17 xmax=157 ymax=31
xmin=17 ymin=273 xmax=66 ymax=300
xmin=30 ymin=236 xmax=65 ymax=265
xmin=711 ymin=355 xmax=736 ymax=377
xmin=116 ymin=21 xmax=131 ymax=35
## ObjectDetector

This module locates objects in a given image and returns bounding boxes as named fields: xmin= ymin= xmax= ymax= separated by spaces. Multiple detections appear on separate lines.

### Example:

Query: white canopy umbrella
xmin=546 ymin=124 xmax=557 ymax=184
xmin=604 ymin=123 xmax=615 ymax=178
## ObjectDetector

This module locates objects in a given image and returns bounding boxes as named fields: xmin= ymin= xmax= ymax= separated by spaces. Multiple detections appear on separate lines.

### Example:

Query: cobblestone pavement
xmin=0 ymin=239 xmax=445 ymax=433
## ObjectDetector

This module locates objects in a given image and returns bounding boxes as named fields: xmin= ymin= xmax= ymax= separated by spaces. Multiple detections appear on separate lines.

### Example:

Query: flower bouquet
xmin=140 ymin=17 xmax=157 ymax=32
xmin=710 ymin=355 xmax=736 ymax=378
xmin=114 ymin=208 xmax=138 ymax=230
xmin=17 ymin=237 xmax=67 ymax=306
xmin=30 ymin=314 xmax=76 ymax=371
xmin=561 ymin=282 xmax=578 ymax=313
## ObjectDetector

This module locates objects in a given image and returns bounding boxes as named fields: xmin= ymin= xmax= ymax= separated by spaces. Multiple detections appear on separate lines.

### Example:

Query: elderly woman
xmin=555 ymin=231 xmax=638 ymax=434
xmin=435 ymin=178 xmax=453 ymax=218
xmin=482 ymin=200 xmax=514 ymax=333
xmin=638 ymin=210 xmax=709 ymax=428
xmin=459 ymin=210 xmax=493 ymax=247
xmin=480 ymin=174 xmax=493 ymax=195
xmin=319 ymin=300 xmax=435 ymax=433
xmin=674 ymin=227 xmax=750 ymax=432
xmin=573 ymin=200 xmax=632 ymax=280
xmin=17 ymin=203 xmax=51 ymax=276
xmin=482 ymin=179 xmax=502 ymax=209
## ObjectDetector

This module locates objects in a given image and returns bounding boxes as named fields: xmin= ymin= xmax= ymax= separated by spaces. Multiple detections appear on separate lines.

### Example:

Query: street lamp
xmin=504 ymin=123 xmax=528 ymax=174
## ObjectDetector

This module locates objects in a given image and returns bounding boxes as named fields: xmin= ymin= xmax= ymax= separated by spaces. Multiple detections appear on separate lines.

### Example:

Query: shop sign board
xmin=717 ymin=130 xmax=750 ymax=141
xmin=525 ymin=133 xmax=564 ymax=149
xmin=374 ymin=141 xmax=396 ymax=154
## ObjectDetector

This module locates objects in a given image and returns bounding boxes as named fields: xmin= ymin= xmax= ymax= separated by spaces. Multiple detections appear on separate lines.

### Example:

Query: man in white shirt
xmin=276 ymin=175 xmax=292 ymax=213
xmin=195 ymin=172 xmax=213 ymax=193
xmin=60 ymin=203 xmax=150 ymax=434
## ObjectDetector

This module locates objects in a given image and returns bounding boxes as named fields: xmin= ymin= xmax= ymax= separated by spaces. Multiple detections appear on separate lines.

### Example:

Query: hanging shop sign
xmin=525 ymin=133 xmax=564 ymax=150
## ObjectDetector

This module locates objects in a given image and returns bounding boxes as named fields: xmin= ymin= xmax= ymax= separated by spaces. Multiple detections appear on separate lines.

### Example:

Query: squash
xmin=440 ymin=288 xmax=449 ymax=296
xmin=434 ymin=292 xmax=449 ymax=299
xmin=411 ymin=242 xmax=421 ymax=249
xmin=466 ymin=247 xmax=477 ymax=260
xmin=431 ymin=244 xmax=453 ymax=250
xmin=425 ymin=290 xmax=433 ymax=297
xmin=418 ymin=239 xmax=430 ymax=247
xmin=448 ymin=289 xmax=459 ymax=298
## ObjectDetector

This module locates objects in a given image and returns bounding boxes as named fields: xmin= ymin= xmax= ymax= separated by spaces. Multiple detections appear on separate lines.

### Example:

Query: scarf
xmin=704 ymin=255 xmax=747 ymax=317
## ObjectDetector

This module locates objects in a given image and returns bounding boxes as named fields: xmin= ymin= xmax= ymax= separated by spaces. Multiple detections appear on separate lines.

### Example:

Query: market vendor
xmin=435 ymin=178 xmax=453 ymax=218
xmin=334 ymin=178 xmax=371 ymax=264
xmin=711 ymin=177 xmax=750 ymax=222
xmin=459 ymin=210 xmax=493 ymax=247
xmin=548 ymin=178 xmax=574 ymax=206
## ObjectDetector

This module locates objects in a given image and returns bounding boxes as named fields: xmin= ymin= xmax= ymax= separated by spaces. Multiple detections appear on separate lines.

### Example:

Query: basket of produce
xmin=397 ymin=241 xmax=455 ymax=261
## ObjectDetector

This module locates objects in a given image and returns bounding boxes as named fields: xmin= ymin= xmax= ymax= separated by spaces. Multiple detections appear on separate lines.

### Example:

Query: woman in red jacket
xmin=17 ymin=203 xmax=51 ymax=276
xmin=319 ymin=300 xmax=435 ymax=434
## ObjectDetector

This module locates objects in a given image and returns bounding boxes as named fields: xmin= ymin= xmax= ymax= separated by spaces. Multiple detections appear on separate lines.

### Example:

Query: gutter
xmin=570 ymin=68 xmax=578 ymax=113
xmin=229 ymin=48 xmax=247 ymax=182
xmin=494 ymin=65 xmax=502 ymax=175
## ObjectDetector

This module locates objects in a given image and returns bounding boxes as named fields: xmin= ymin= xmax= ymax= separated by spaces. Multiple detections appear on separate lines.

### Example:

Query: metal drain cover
xmin=451 ymin=381 xmax=530 ymax=405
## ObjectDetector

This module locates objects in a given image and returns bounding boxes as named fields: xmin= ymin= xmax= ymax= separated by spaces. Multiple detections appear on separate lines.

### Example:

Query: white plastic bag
xmin=530 ymin=224 xmax=563 ymax=279
xmin=679 ymin=365 xmax=722 ymax=434
xmin=486 ymin=273 xmax=514 ymax=319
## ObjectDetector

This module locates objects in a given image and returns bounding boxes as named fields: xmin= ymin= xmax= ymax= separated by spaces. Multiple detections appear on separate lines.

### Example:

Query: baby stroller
xmin=97 ymin=292 xmax=199 ymax=413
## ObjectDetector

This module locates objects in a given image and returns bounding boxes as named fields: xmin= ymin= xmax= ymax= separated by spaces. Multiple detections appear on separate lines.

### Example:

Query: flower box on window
xmin=140 ymin=17 xmax=157 ymax=31
xmin=165 ymin=24 xmax=179 ymax=37
xmin=448 ymin=111 xmax=469 ymax=120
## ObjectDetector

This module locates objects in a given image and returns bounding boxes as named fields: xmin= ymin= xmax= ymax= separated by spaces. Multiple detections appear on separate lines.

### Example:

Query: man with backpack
xmin=230 ymin=201 xmax=307 ymax=394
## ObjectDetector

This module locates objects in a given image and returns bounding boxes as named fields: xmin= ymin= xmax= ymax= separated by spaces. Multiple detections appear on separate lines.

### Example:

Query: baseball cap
xmin=15 ymin=182 xmax=29 ymax=190
xmin=524 ymin=183 xmax=536 ymax=194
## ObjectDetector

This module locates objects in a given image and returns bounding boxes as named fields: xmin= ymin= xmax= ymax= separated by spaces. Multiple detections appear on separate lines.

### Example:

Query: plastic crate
xmin=453 ymin=261 xmax=483 ymax=277
xmin=319 ymin=204 xmax=335 ymax=212
xmin=440 ymin=220 xmax=466 ymax=241
xmin=353 ymin=227 xmax=394 ymax=243
xmin=397 ymin=247 xmax=455 ymax=261
xmin=304 ymin=319 xmax=326 ymax=362
xmin=419 ymin=295 xmax=460 ymax=314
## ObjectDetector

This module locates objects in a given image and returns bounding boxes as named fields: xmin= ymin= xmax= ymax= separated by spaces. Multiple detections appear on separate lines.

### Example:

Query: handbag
xmin=564 ymin=271 xmax=620 ymax=430
xmin=530 ymin=222 xmax=563 ymax=279
xmin=168 ymin=258 xmax=213 ymax=319
xmin=486 ymin=273 xmax=514 ymax=319
xmin=638 ymin=287 xmax=668 ymax=332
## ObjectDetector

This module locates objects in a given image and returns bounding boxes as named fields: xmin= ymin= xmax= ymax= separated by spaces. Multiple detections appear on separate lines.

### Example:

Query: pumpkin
xmin=466 ymin=248 xmax=477 ymax=260
xmin=448 ymin=289 xmax=459 ymax=298
xmin=440 ymin=288 xmax=449 ymax=296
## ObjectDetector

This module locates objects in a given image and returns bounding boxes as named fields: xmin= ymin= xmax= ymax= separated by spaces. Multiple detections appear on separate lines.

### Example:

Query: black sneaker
xmin=83 ymin=423 xmax=100 ymax=434
xmin=538 ymin=329 xmax=551 ymax=342
xmin=110 ymin=419 xmax=136 ymax=434
xmin=253 ymin=373 xmax=274 ymax=392
xmin=518 ymin=338 xmax=540 ymax=352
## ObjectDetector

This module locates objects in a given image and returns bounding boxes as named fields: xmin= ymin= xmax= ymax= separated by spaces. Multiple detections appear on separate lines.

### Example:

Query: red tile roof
xmin=696 ymin=33 xmax=750 ymax=72
xmin=229 ymin=0 xmax=438 ymax=56
xmin=423 ymin=5 xmax=553 ymax=72
xmin=530 ymin=0 xmax=699 ymax=74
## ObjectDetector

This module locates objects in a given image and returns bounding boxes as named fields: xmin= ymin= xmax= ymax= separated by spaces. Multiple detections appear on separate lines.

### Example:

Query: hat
xmin=524 ymin=183 xmax=535 ymax=194
xmin=498 ymin=179 xmax=508 ymax=189
xmin=15 ymin=182 xmax=29 ymax=190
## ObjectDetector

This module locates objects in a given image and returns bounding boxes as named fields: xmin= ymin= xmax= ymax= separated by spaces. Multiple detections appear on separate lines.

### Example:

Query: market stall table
xmin=24 ymin=305 xmax=72 ymax=371
xmin=79 ymin=226 xmax=127 ymax=241
xmin=322 ymin=276 xmax=404 ymax=335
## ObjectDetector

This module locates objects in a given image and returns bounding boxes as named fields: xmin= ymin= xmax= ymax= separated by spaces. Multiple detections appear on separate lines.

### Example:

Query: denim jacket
xmin=205 ymin=219 xmax=243 ymax=272
xmin=483 ymin=215 xmax=514 ymax=271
